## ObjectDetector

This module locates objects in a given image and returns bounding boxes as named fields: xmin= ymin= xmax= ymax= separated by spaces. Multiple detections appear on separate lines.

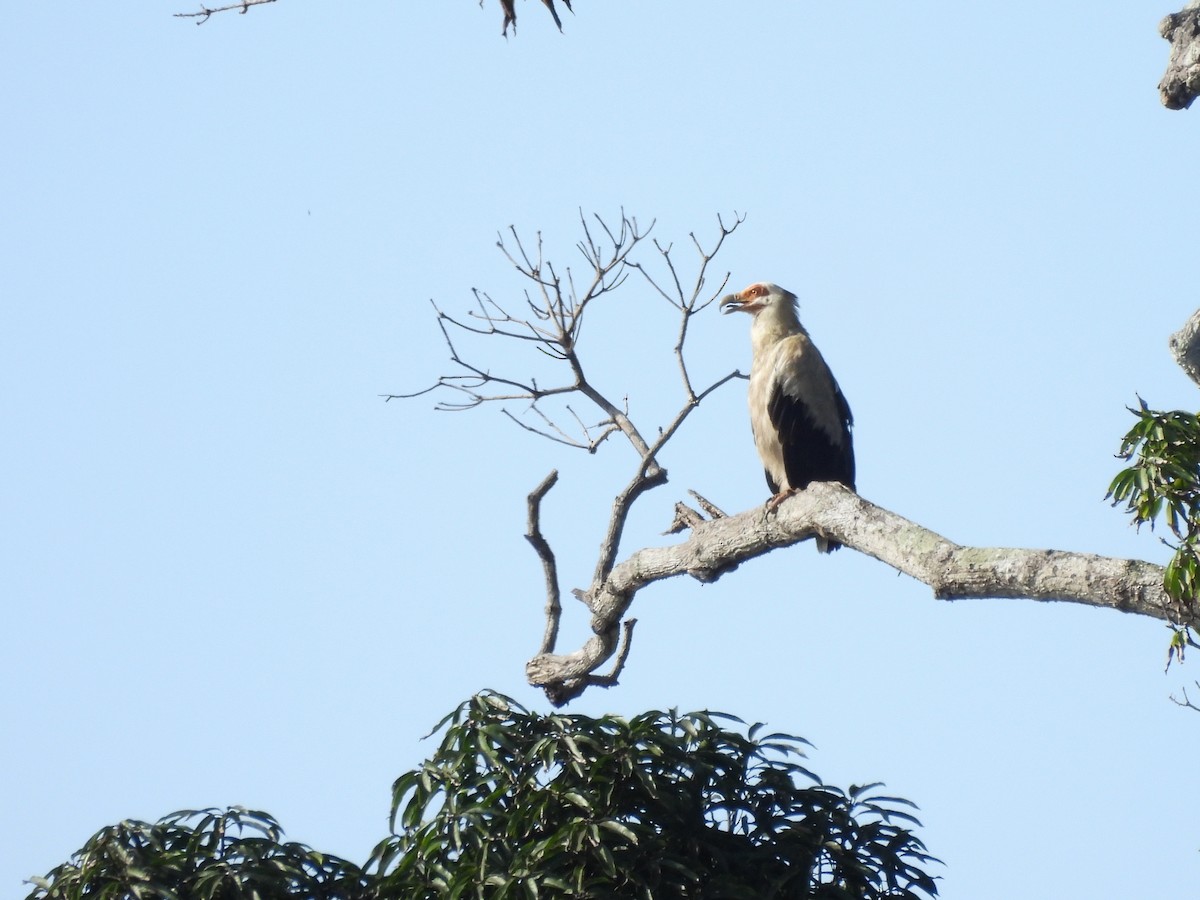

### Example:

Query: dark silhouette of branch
xmin=174 ymin=0 xmax=276 ymax=24
xmin=1171 ymin=686 xmax=1200 ymax=710
xmin=497 ymin=0 xmax=574 ymax=35
xmin=175 ymin=0 xmax=575 ymax=35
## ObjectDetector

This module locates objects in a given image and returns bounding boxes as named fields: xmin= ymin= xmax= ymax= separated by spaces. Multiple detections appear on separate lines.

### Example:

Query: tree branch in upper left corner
xmin=174 ymin=0 xmax=277 ymax=24
xmin=175 ymin=0 xmax=577 ymax=35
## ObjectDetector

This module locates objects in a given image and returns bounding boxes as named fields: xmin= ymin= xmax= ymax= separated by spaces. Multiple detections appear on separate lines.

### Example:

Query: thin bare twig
xmin=397 ymin=298 xmax=581 ymax=412
xmin=174 ymin=0 xmax=276 ymax=23
xmin=583 ymin=365 xmax=741 ymax=587
xmin=629 ymin=211 xmax=744 ymax=402
xmin=177 ymin=0 xmax=574 ymax=34
xmin=1170 ymin=684 xmax=1200 ymax=711
xmin=502 ymin=408 xmax=591 ymax=449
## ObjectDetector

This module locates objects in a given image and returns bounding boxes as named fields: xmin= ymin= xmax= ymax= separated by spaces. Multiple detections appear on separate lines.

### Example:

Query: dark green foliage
xmin=27 ymin=694 xmax=938 ymax=900
xmin=25 ymin=807 xmax=372 ymax=900
xmin=1109 ymin=399 xmax=1200 ymax=662
xmin=369 ymin=692 xmax=938 ymax=899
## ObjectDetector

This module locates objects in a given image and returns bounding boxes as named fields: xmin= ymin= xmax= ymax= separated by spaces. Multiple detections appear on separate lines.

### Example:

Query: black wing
xmin=767 ymin=375 xmax=855 ymax=492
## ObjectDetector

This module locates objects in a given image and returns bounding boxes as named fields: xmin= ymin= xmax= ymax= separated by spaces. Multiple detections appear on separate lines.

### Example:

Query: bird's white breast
xmin=747 ymin=331 xmax=848 ymax=493
xmin=748 ymin=338 xmax=793 ymax=489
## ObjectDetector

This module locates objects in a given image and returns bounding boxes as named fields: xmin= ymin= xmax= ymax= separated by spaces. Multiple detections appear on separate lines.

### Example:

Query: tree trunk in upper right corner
xmin=1160 ymin=1 xmax=1200 ymax=108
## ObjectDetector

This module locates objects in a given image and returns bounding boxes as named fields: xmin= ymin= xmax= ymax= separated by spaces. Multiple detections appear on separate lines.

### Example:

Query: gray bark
xmin=1169 ymin=308 xmax=1200 ymax=388
xmin=526 ymin=483 xmax=1176 ymax=700
xmin=1159 ymin=1 xmax=1200 ymax=109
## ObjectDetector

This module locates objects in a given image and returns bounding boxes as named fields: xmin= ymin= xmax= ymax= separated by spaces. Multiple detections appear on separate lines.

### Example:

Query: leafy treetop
xmin=28 ymin=692 xmax=938 ymax=900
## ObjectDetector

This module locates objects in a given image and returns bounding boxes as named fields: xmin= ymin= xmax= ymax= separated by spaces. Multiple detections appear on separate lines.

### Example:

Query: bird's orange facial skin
xmin=721 ymin=282 xmax=768 ymax=315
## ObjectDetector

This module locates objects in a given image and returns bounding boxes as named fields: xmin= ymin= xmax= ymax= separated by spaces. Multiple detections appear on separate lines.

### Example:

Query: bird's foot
xmin=763 ymin=488 xmax=797 ymax=516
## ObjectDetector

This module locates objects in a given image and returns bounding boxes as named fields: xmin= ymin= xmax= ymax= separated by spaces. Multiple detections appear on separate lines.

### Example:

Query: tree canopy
xmin=27 ymin=693 xmax=938 ymax=900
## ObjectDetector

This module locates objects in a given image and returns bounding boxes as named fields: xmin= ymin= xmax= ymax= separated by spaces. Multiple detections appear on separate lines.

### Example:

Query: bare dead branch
xmin=588 ymin=458 xmax=671 ymax=592
xmin=543 ymin=618 xmax=637 ymax=707
xmin=398 ymin=298 xmax=583 ymax=412
xmin=1171 ymin=682 xmax=1200 ymax=710
xmin=498 ymin=402 xmax=618 ymax=451
xmin=392 ymin=210 xmax=1180 ymax=707
xmin=659 ymin=486 xmax=730 ymax=537
xmin=502 ymin=407 xmax=591 ymax=449
xmin=561 ymin=404 xmax=621 ymax=452
xmin=648 ymin=369 xmax=744 ymax=462
xmin=629 ymin=211 xmax=744 ymax=402
xmin=526 ymin=484 xmax=1179 ymax=700
xmin=689 ymin=490 xmax=728 ymax=519
xmin=1169 ymin=307 xmax=1200 ymax=388
xmin=497 ymin=0 xmax=574 ymax=36
xmin=526 ymin=470 xmax=562 ymax=654
xmin=393 ymin=231 xmax=642 ymax=442
xmin=690 ymin=212 xmax=745 ymax=315
xmin=1159 ymin=1 xmax=1200 ymax=109
xmin=477 ymin=211 xmax=667 ymax=463
xmin=393 ymin=213 xmax=754 ymax=701
xmin=380 ymin=384 xmax=439 ymax=402
xmin=176 ymin=0 xmax=574 ymax=35
xmin=174 ymin=0 xmax=276 ymax=23
xmin=573 ymin=377 xmax=656 ymax=465
xmin=570 ymin=210 xmax=645 ymax=321
xmin=664 ymin=502 xmax=708 ymax=535
xmin=448 ymin=291 xmax=560 ymax=344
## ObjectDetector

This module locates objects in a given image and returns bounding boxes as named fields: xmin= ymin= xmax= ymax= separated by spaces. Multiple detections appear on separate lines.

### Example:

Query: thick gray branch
xmin=1159 ymin=1 xmax=1200 ymax=109
xmin=526 ymin=484 xmax=1175 ymax=698
xmin=1169 ymin=308 xmax=1200 ymax=387
xmin=526 ymin=470 xmax=562 ymax=654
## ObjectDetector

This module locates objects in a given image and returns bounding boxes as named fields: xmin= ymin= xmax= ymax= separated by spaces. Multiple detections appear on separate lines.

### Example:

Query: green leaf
xmin=597 ymin=820 xmax=639 ymax=844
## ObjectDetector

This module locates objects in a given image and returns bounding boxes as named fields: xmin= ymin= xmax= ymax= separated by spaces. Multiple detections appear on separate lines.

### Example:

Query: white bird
xmin=721 ymin=282 xmax=855 ymax=552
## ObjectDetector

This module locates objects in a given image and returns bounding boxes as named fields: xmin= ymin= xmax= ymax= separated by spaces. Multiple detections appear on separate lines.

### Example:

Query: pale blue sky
xmin=3 ymin=2 xmax=1199 ymax=897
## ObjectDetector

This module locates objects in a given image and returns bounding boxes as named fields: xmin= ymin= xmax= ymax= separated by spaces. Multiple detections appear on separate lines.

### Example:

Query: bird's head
xmin=720 ymin=282 xmax=799 ymax=318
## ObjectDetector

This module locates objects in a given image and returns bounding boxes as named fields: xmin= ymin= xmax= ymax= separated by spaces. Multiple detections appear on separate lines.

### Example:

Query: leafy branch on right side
xmin=1109 ymin=400 xmax=1200 ymax=671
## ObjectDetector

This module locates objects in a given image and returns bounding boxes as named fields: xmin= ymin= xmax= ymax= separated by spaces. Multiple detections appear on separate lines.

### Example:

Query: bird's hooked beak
xmin=721 ymin=291 xmax=749 ymax=315
xmin=721 ymin=290 xmax=763 ymax=315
